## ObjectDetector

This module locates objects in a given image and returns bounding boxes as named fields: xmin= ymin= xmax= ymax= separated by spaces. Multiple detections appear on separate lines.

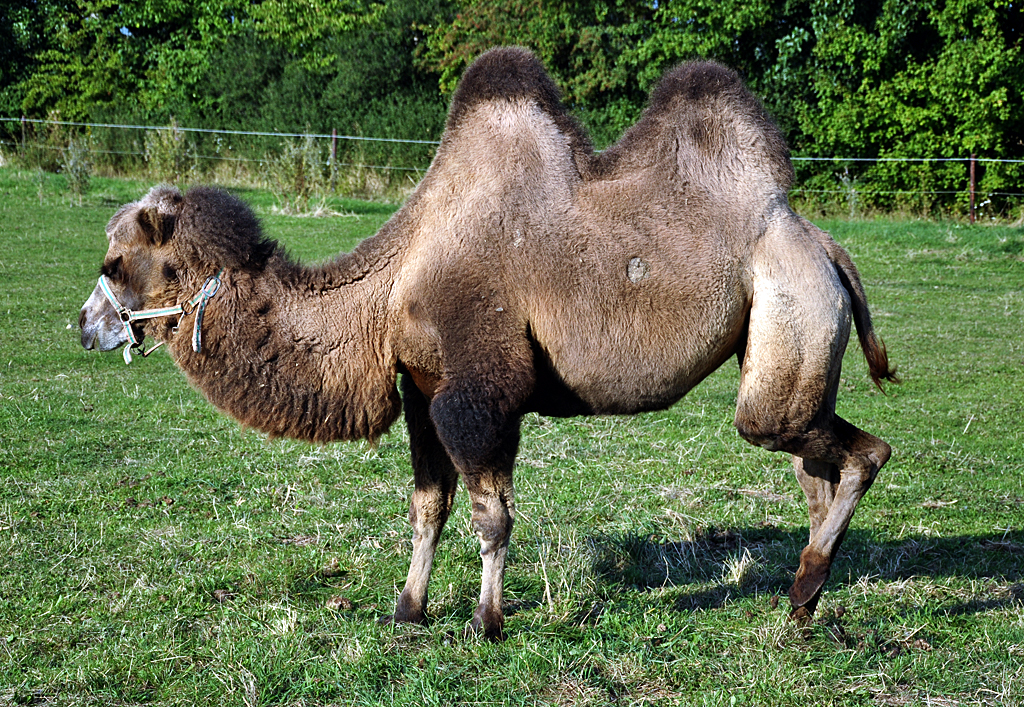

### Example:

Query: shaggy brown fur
xmin=80 ymin=47 xmax=897 ymax=639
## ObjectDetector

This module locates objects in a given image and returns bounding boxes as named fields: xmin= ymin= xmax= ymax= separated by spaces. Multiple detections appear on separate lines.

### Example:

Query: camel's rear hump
xmin=593 ymin=61 xmax=794 ymax=199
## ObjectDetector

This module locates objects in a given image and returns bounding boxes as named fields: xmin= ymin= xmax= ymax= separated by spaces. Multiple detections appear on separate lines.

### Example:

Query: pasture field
xmin=0 ymin=168 xmax=1022 ymax=706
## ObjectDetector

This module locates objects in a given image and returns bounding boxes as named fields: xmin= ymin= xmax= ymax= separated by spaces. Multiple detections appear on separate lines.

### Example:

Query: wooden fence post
xmin=969 ymin=153 xmax=976 ymax=224
xmin=330 ymin=128 xmax=338 ymax=193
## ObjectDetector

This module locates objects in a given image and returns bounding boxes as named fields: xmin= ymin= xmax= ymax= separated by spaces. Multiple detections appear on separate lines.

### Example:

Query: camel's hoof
xmin=468 ymin=608 xmax=506 ymax=641
xmin=789 ymin=605 xmax=814 ymax=627
xmin=789 ymin=546 xmax=831 ymax=615
xmin=464 ymin=622 xmax=505 ymax=642
xmin=379 ymin=609 xmax=427 ymax=627
xmin=788 ymin=583 xmax=823 ymax=617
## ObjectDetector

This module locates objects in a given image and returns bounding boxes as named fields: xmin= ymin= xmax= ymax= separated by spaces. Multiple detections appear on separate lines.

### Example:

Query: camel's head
xmin=79 ymin=185 xmax=187 ymax=355
xmin=80 ymin=185 xmax=274 ymax=360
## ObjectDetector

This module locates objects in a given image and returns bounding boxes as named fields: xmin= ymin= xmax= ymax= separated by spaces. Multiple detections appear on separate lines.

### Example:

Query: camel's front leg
xmin=391 ymin=376 xmax=459 ymax=625
xmin=428 ymin=375 xmax=525 ymax=640
xmin=463 ymin=467 xmax=515 ymax=639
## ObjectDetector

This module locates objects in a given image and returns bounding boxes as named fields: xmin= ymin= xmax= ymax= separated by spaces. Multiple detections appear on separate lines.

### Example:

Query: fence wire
xmin=3 ymin=117 xmax=1023 ymax=200
xmin=1 ymin=117 xmax=441 ymax=145
xmin=7 ymin=116 xmax=1024 ymax=162
xmin=0 ymin=138 xmax=428 ymax=173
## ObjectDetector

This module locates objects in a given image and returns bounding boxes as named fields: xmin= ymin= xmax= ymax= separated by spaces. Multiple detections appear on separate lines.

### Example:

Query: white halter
xmin=97 ymin=270 xmax=224 ymax=364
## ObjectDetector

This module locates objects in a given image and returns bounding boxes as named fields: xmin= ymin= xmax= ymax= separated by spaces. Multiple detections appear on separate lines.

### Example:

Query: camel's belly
xmin=527 ymin=268 xmax=749 ymax=415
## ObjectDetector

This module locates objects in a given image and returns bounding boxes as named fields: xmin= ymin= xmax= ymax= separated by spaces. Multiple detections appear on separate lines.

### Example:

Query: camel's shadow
xmin=582 ymin=526 xmax=1024 ymax=617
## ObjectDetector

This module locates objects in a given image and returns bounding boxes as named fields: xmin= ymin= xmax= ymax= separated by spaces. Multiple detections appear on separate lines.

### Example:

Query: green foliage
xmin=143 ymin=118 xmax=196 ymax=183
xmin=18 ymin=0 xmax=133 ymax=120
xmin=415 ymin=0 xmax=1023 ymax=214
xmin=2 ymin=0 xmax=1021 ymax=215
xmin=0 ymin=0 xmax=48 ymax=119
xmin=60 ymin=136 xmax=93 ymax=204
xmin=414 ymin=0 xmax=811 ymax=145
xmin=794 ymin=0 xmax=1024 ymax=214
xmin=64 ymin=0 xmax=453 ymax=172
xmin=416 ymin=0 xmax=659 ymax=145
xmin=248 ymin=0 xmax=387 ymax=72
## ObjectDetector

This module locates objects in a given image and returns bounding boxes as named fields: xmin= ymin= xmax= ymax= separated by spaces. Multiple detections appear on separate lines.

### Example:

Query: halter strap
xmin=97 ymin=269 xmax=224 ymax=364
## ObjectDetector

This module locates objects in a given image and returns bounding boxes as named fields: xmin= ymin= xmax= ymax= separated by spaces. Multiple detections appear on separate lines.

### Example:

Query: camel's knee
xmin=408 ymin=487 xmax=454 ymax=536
xmin=470 ymin=494 xmax=514 ymax=550
xmin=464 ymin=474 xmax=515 ymax=551
xmin=734 ymin=412 xmax=788 ymax=451
xmin=734 ymin=406 xmax=814 ymax=453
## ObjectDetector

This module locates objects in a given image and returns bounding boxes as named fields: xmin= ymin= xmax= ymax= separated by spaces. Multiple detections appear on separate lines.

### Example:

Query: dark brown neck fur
xmin=164 ymin=239 xmax=403 ymax=445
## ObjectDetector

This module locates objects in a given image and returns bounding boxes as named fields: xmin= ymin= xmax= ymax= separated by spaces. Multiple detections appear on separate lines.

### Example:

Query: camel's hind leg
xmin=793 ymin=458 xmax=839 ymax=540
xmin=391 ymin=375 xmax=460 ymax=625
xmin=739 ymin=370 xmax=890 ymax=620
xmin=735 ymin=220 xmax=891 ymax=618
xmin=786 ymin=420 xmax=890 ymax=617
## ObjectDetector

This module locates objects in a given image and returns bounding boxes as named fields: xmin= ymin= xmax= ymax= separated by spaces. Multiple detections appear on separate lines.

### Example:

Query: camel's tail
xmin=815 ymin=230 xmax=900 ymax=390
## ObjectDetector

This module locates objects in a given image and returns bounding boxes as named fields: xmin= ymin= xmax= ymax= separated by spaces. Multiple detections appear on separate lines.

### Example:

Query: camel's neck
xmin=164 ymin=240 xmax=403 ymax=444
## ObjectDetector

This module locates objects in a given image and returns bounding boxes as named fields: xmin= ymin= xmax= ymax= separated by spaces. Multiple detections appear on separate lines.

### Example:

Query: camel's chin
xmin=81 ymin=327 xmax=129 ymax=353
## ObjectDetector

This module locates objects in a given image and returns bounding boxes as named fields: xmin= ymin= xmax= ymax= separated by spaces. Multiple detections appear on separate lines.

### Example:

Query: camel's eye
xmin=100 ymin=257 xmax=125 ymax=282
xmin=162 ymin=263 xmax=178 ymax=282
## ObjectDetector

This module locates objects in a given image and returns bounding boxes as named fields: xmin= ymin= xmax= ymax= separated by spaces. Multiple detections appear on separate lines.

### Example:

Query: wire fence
xmin=0 ymin=138 xmax=428 ymax=173
xmin=0 ymin=117 xmax=436 ymax=176
xmin=3 ymin=117 xmax=1023 ymax=212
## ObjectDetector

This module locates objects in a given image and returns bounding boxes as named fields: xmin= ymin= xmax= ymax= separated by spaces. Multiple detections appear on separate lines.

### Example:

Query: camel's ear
xmin=136 ymin=207 xmax=175 ymax=246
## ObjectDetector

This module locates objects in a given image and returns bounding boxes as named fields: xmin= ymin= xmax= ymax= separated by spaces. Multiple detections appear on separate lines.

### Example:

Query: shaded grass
xmin=1 ymin=169 xmax=1022 ymax=705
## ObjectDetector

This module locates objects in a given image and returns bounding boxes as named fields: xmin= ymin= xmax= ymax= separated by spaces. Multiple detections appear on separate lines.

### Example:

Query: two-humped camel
xmin=79 ymin=47 xmax=897 ymax=639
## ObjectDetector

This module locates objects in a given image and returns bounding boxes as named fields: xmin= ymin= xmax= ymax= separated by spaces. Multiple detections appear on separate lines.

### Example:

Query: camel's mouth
xmin=79 ymin=317 xmax=141 ymax=353
xmin=79 ymin=279 xmax=138 ymax=353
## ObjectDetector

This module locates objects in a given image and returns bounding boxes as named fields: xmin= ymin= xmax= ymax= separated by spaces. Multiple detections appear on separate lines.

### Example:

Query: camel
xmin=79 ymin=47 xmax=897 ymax=639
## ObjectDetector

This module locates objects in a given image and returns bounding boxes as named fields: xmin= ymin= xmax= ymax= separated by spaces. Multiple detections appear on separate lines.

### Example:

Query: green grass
xmin=1 ymin=169 xmax=1022 ymax=706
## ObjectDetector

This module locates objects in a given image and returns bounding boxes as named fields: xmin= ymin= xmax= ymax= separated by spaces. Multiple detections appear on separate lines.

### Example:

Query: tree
xmin=179 ymin=0 xmax=452 ymax=163
xmin=0 ymin=0 xmax=53 ymax=125
xmin=14 ymin=0 xmax=251 ymax=120
xmin=797 ymin=0 xmax=1024 ymax=212
xmin=417 ymin=0 xmax=659 ymax=144
xmin=416 ymin=0 xmax=812 ymax=146
xmin=247 ymin=0 xmax=387 ymax=72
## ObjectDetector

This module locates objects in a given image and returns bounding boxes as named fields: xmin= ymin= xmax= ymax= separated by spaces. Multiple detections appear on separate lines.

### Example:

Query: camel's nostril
xmin=79 ymin=308 xmax=88 ymax=329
